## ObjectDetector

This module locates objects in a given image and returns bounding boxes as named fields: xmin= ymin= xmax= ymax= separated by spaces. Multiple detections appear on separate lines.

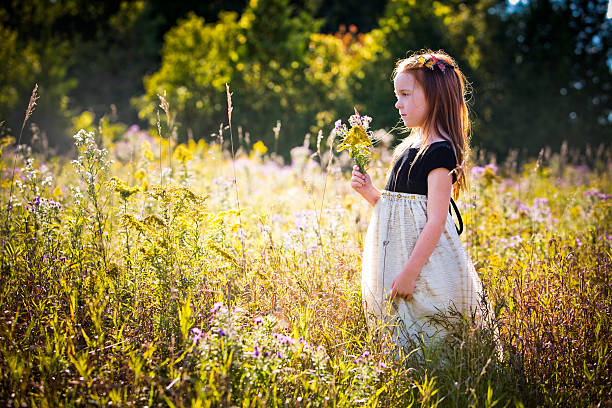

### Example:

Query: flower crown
xmin=417 ymin=55 xmax=452 ymax=73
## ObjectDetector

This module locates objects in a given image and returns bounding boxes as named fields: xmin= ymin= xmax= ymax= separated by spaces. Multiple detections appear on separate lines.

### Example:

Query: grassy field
xmin=0 ymin=115 xmax=610 ymax=406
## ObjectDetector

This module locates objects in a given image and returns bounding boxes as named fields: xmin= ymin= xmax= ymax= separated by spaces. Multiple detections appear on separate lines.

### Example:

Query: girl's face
xmin=394 ymin=72 xmax=429 ymax=128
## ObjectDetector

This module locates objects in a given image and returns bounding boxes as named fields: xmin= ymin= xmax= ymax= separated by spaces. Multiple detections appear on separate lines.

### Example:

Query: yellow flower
xmin=336 ymin=126 xmax=371 ymax=152
xmin=142 ymin=141 xmax=154 ymax=161
xmin=569 ymin=205 xmax=582 ymax=218
xmin=52 ymin=186 xmax=63 ymax=198
xmin=252 ymin=140 xmax=268 ymax=155
xmin=134 ymin=169 xmax=146 ymax=182
xmin=173 ymin=144 xmax=193 ymax=163
xmin=108 ymin=177 xmax=140 ymax=200
xmin=197 ymin=139 xmax=207 ymax=151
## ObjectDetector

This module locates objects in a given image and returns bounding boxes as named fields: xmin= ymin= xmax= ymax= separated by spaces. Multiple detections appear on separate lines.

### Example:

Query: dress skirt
xmin=361 ymin=190 xmax=486 ymax=349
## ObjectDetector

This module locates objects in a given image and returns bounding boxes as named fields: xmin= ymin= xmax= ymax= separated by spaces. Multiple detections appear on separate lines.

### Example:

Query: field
xmin=0 ymin=114 xmax=610 ymax=406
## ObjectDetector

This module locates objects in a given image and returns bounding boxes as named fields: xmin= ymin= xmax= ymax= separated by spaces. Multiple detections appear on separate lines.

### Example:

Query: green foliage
xmin=137 ymin=0 xmax=373 ymax=154
xmin=3 ymin=0 xmax=610 ymax=156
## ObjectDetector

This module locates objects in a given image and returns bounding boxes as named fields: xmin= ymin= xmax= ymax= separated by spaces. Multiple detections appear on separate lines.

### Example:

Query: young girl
xmin=351 ymin=50 xmax=487 ymax=350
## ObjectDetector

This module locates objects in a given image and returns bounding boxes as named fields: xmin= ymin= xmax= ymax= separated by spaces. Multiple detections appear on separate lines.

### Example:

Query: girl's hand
xmin=389 ymin=267 xmax=419 ymax=300
xmin=351 ymin=165 xmax=381 ymax=207
xmin=351 ymin=165 xmax=372 ymax=192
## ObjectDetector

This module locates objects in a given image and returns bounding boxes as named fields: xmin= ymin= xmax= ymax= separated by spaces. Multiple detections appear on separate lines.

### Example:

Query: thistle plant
xmin=334 ymin=109 xmax=376 ymax=173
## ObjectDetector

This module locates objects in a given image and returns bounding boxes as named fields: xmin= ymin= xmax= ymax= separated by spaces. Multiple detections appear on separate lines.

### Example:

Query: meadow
xmin=0 ymin=100 xmax=610 ymax=407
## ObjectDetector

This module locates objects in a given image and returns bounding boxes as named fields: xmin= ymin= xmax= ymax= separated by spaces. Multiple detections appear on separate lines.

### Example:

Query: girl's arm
xmin=390 ymin=168 xmax=452 ymax=300
xmin=351 ymin=165 xmax=381 ymax=207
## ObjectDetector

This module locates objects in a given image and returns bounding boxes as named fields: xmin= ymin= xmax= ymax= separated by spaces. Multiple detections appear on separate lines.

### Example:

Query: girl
xmin=351 ymin=50 xmax=488 ymax=350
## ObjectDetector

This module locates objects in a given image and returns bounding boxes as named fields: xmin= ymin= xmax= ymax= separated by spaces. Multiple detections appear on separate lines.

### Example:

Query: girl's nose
xmin=395 ymin=100 xmax=402 ymax=110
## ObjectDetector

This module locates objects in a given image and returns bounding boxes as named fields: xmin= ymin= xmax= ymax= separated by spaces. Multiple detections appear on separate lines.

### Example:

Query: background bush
xmin=1 ymin=0 xmax=610 ymax=157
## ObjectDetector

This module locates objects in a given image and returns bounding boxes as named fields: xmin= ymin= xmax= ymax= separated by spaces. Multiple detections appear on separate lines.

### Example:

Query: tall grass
xmin=0 ymin=95 xmax=610 ymax=406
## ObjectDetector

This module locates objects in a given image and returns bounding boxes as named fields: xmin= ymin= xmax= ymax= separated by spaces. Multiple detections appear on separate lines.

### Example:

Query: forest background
xmin=1 ymin=0 xmax=611 ymax=159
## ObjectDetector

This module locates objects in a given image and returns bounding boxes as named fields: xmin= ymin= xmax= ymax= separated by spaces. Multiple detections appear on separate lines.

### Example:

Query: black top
xmin=385 ymin=141 xmax=458 ymax=195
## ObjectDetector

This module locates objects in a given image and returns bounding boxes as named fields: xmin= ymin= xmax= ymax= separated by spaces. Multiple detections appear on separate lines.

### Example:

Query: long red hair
xmin=390 ymin=49 xmax=471 ymax=200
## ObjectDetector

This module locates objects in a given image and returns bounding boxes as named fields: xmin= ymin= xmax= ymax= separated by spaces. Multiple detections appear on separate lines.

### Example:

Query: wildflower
xmin=108 ymin=177 xmax=140 ymax=200
xmin=190 ymin=327 xmax=203 ymax=343
xmin=173 ymin=144 xmax=193 ymax=163
xmin=252 ymin=140 xmax=268 ymax=155
xmin=210 ymin=302 xmax=224 ymax=314
xmin=485 ymin=163 xmax=498 ymax=174
xmin=597 ymin=193 xmax=610 ymax=200
xmin=515 ymin=199 xmax=530 ymax=215
xmin=584 ymin=189 xmax=599 ymax=197
xmin=574 ymin=165 xmax=589 ymax=173
xmin=134 ymin=169 xmax=146 ymax=182
xmin=471 ymin=166 xmax=485 ymax=178
xmin=334 ymin=109 xmax=377 ymax=172
xmin=273 ymin=333 xmax=296 ymax=345
xmin=253 ymin=316 xmax=264 ymax=325
xmin=533 ymin=198 xmax=549 ymax=206
xmin=142 ymin=141 xmax=154 ymax=161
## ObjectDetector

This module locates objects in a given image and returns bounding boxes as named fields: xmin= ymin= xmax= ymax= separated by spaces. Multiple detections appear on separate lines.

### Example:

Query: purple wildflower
xmin=210 ymin=302 xmax=224 ymax=314
xmin=515 ymin=199 xmax=530 ymax=214
xmin=597 ymin=193 xmax=610 ymax=200
xmin=471 ymin=166 xmax=485 ymax=178
xmin=584 ymin=189 xmax=599 ymax=197
xmin=190 ymin=327 xmax=203 ymax=343
xmin=248 ymin=346 xmax=261 ymax=358
xmin=533 ymin=198 xmax=549 ymax=206
xmin=253 ymin=316 xmax=264 ymax=325
xmin=334 ymin=120 xmax=342 ymax=129
xmin=273 ymin=333 xmax=296 ymax=345
xmin=485 ymin=163 xmax=498 ymax=174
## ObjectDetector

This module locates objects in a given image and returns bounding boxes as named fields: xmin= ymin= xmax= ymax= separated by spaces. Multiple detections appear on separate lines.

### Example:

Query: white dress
xmin=361 ymin=190 xmax=487 ymax=351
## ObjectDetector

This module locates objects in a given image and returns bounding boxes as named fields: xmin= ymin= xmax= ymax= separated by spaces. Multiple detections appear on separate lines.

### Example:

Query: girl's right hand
xmin=351 ymin=165 xmax=372 ymax=192
xmin=351 ymin=165 xmax=381 ymax=206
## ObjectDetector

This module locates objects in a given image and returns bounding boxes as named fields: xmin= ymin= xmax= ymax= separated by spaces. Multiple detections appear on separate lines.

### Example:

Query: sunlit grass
xmin=0 ymin=118 xmax=610 ymax=406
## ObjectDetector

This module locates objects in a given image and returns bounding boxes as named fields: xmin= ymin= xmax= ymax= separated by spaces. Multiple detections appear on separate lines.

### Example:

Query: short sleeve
xmin=424 ymin=146 xmax=458 ymax=183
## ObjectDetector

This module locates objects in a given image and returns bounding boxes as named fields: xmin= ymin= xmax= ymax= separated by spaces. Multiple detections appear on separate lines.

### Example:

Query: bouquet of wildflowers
xmin=334 ymin=109 xmax=376 ymax=173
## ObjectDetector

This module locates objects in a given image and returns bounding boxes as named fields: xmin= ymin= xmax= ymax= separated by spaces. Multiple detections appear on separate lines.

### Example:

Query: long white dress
xmin=361 ymin=190 xmax=487 ymax=351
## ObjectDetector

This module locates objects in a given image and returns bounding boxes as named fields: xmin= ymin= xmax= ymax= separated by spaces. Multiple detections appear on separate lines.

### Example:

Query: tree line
xmin=1 ymin=0 xmax=610 ymax=158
